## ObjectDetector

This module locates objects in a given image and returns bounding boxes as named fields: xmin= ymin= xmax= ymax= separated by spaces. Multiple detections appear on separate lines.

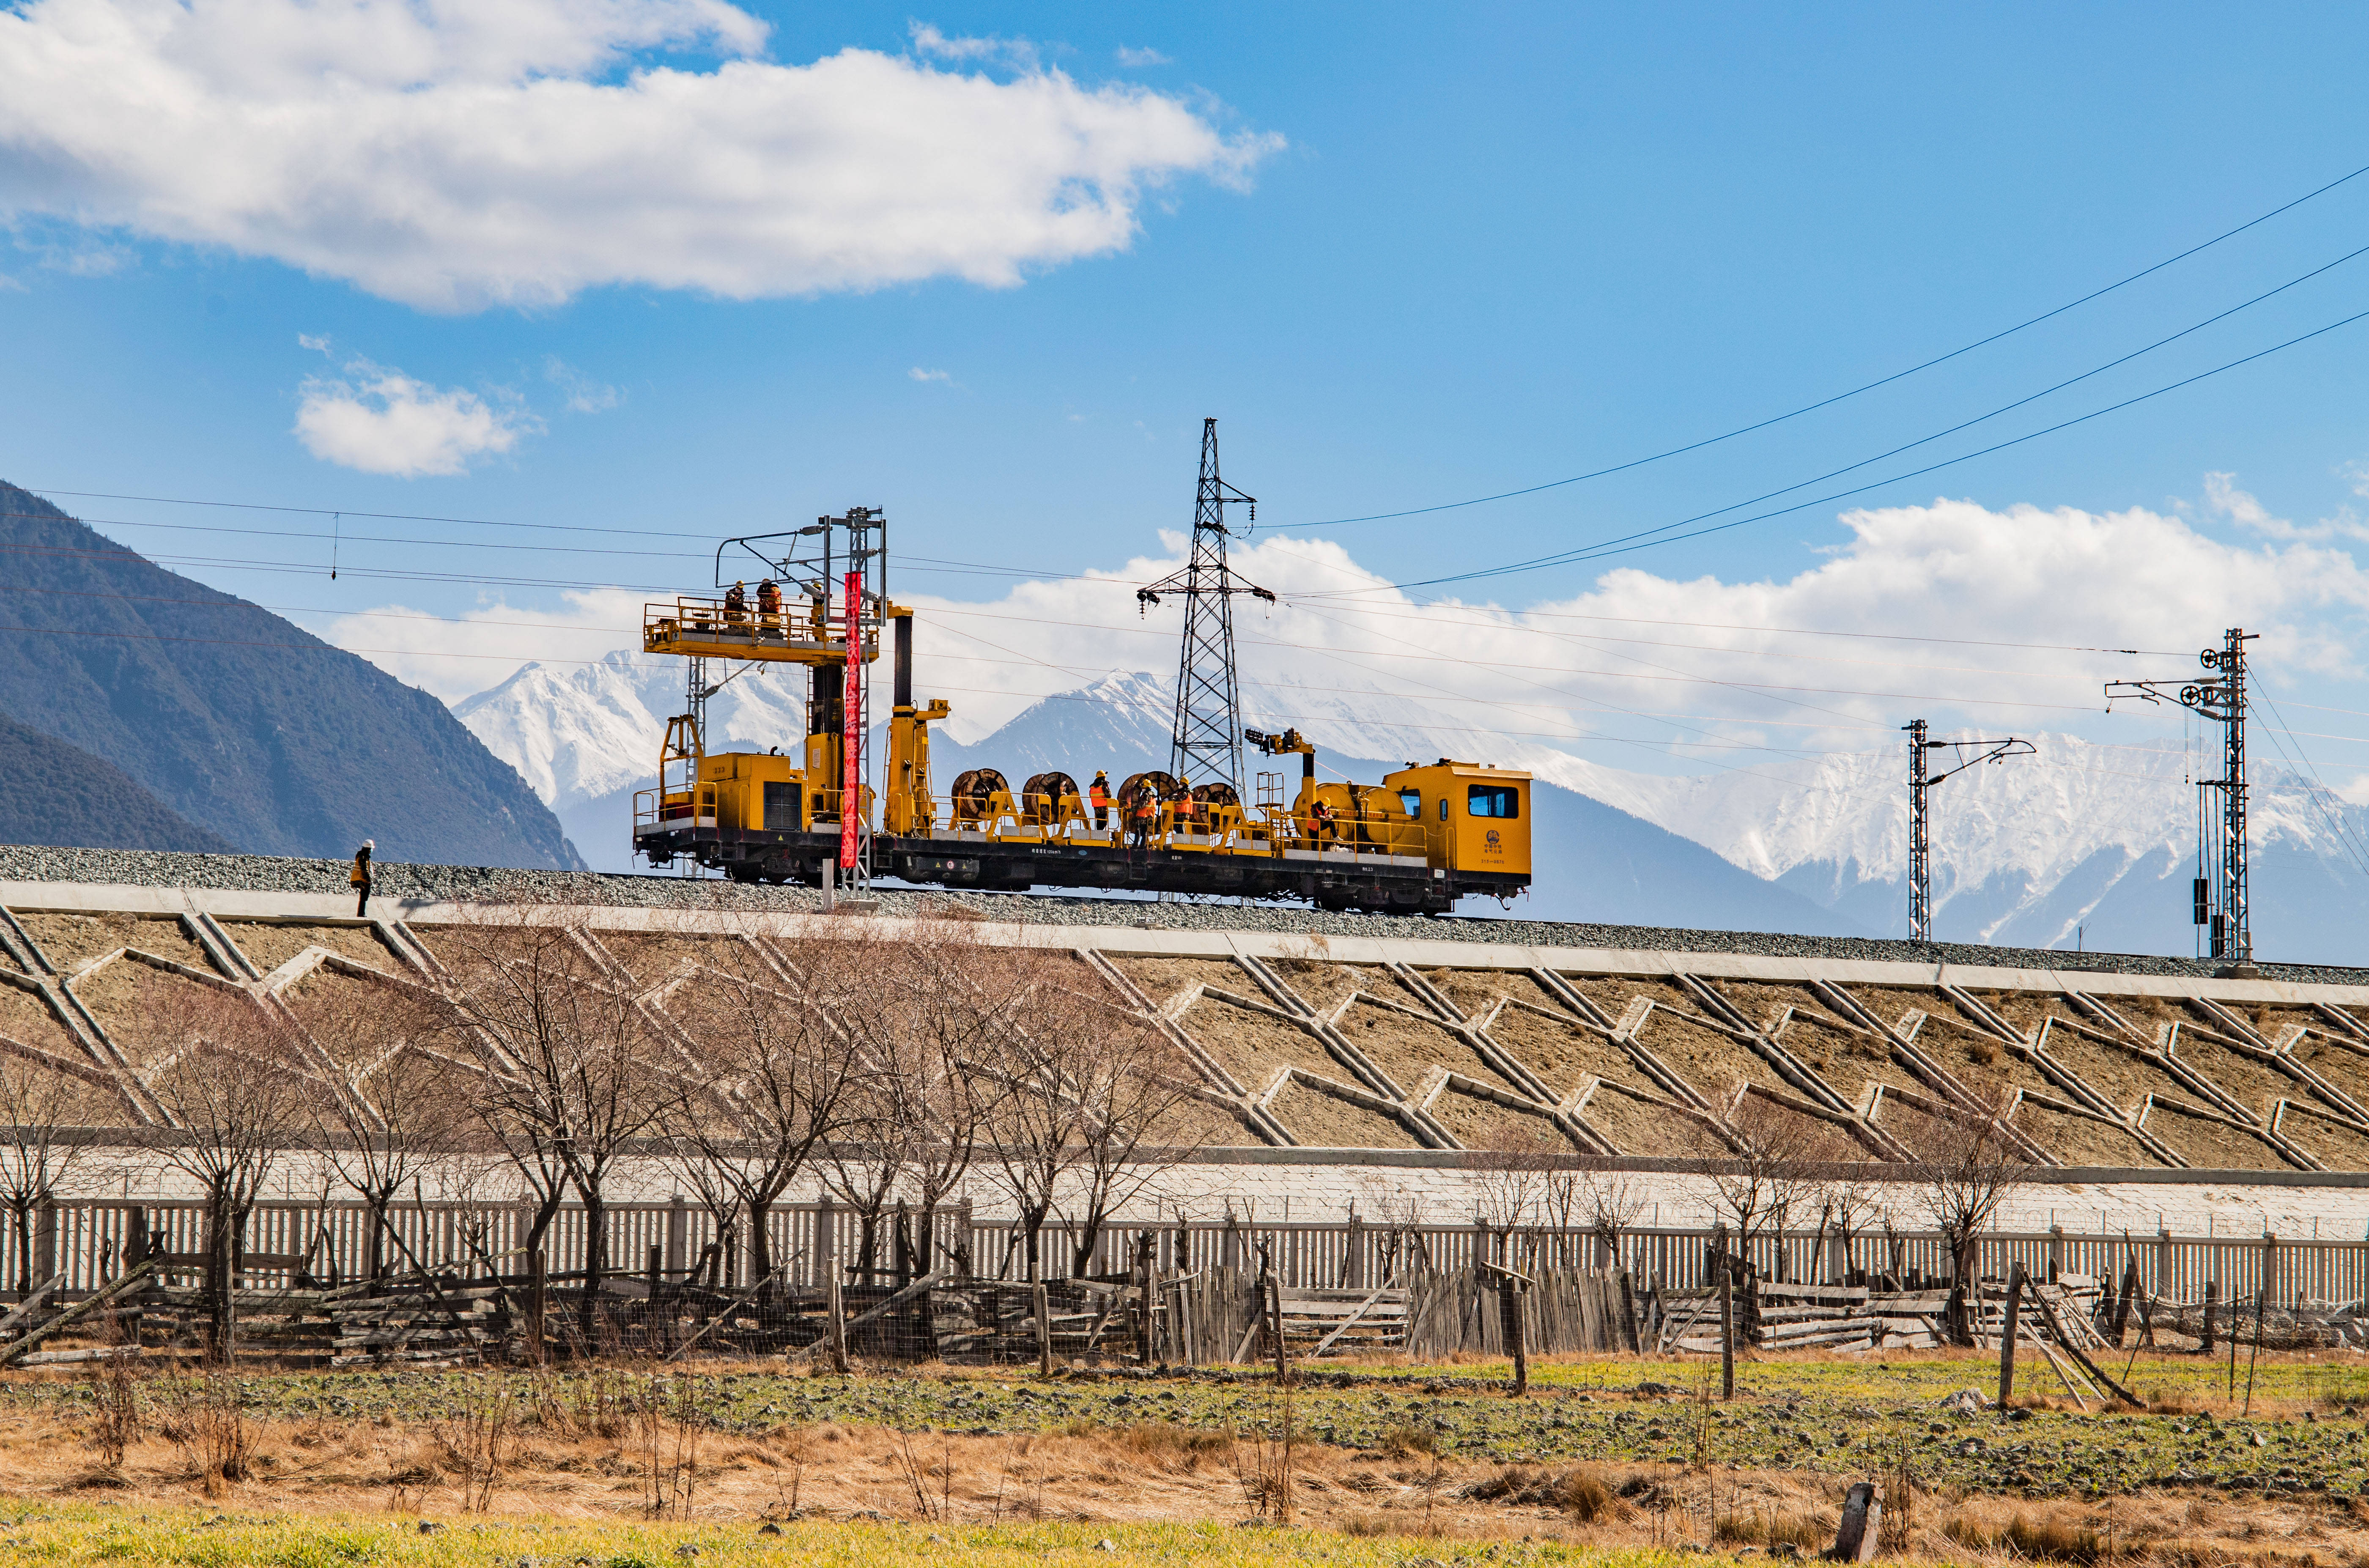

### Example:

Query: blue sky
xmin=8 ymin=1 xmax=2369 ymax=789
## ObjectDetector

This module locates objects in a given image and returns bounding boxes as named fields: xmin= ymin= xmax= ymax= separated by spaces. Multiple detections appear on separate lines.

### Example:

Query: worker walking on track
xmin=1089 ymin=770 xmax=1111 ymax=830
xmin=351 ymin=839 xmax=374 ymax=917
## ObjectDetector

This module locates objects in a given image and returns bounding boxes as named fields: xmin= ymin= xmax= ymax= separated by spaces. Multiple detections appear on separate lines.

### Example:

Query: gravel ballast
xmin=3 ymin=843 xmax=2363 ymax=984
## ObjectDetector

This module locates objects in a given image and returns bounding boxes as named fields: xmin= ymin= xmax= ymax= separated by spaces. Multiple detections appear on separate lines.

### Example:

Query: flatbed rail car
xmin=632 ymin=575 xmax=1530 ymax=915
xmin=633 ymin=756 xmax=1529 ymax=913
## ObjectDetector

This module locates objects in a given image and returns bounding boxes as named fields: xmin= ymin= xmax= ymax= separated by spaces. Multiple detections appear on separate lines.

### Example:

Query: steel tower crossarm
xmin=1903 ymin=722 xmax=2034 ymax=944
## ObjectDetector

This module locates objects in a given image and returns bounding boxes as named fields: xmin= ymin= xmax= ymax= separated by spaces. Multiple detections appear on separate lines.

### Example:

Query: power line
xmin=1322 ymin=299 xmax=2369 ymax=598
xmin=1397 ymin=233 xmax=2369 ymax=564
xmin=1283 ymin=157 xmax=2369 ymax=531
xmin=2245 ymin=674 xmax=2369 ymax=882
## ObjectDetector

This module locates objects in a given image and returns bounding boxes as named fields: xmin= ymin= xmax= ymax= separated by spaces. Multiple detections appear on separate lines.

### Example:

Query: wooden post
xmin=1269 ymin=1271 xmax=1289 ymax=1382
xmin=2226 ymin=1270 xmax=2240 ymax=1396
xmin=1138 ymin=1231 xmax=1158 ymax=1366
xmin=827 ymin=1272 xmax=849 ymax=1373
xmin=664 ymin=1193 xmax=687 ymax=1277
xmin=528 ymin=1249 xmax=547 ymax=1365
xmin=1718 ymin=1262 xmax=1735 ymax=1400
xmin=817 ymin=1193 xmax=839 ymax=1291
xmin=1832 ymin=1481 xmax=1881 ymax=1564
xmin=1034 ymin=1279 xmax=1052 ymax=1376
xmin=646 ymin=1240 xmax=662 ymax=1301
xmin=1997 ymin=1261 xmax=2025 ymax=1408
xmin=2244 ymin=1234 xmax=2272 ymax=1416
xmin=33 ymin=1199 xmax=56 ymax=1287
xmin=1502 ymin=1274 xmax=1528 ymax=1396
xmin=1618 ymin=1267 xmax=1641 ymax=1354
xmin=2202 ymin=1278 xmax=2218 ymax=1354
xmin=1343 ymin=1211 xmax=1365 ymax=1290
xmin=2111 ymin=1256 xmax=2138 ymax=1346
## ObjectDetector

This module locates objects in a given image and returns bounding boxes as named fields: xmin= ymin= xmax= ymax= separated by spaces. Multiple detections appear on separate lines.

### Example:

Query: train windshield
xmin=1467 ymin=784 xmax=1519 ymax=818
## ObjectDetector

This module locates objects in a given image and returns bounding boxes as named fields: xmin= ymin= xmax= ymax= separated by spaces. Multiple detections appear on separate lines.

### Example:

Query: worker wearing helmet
xmin=1130 ymin=789 xmax=1157 ymax=852
xmin=351 ymin=839 xmax=374 ymax=917
xmin=755 ymin=578 xmax=781 ymax=637
xmin=724 ymin=581 xmax=748 ymax=629
xmin=1089 ymin=770 xmax=1111 ymax=831
xmin=1311 ymin=798 xmax=1336 ymax=847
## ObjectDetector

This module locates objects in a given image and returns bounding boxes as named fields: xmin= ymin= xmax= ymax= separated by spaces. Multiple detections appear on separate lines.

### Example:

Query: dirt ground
xmin=7 ymin=1349 xmax=2368 ymax=1566
xmin=8 ymin=1398 xmax=2369 ymax=1568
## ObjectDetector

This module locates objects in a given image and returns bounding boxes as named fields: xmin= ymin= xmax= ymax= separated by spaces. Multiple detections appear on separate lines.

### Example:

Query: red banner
xmin=840 ymin=570 xmax=862 ymax=871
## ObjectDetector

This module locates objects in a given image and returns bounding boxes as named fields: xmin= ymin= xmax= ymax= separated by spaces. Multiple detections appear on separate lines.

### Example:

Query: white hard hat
xmin=364 ymin=839 xmax=375 ymax=849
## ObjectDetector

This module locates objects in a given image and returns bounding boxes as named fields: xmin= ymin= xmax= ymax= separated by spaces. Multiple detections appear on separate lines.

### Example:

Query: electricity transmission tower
xmin=2106 ymin=627 xmax=2258 ymax=971
xmin=1904 ymin=720 xmax=2034 ymax=944
xmin=1136 ymin=418 xmax=1274 ymax=797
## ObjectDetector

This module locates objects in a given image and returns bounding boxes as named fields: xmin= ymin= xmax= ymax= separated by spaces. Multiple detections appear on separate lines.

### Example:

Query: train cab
xmin=1382 ymin=760 xmax=1532 ymax=888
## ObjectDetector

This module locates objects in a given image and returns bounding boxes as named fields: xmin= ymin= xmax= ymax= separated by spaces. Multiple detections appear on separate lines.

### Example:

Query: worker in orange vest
xmin=1089 ymin=770 xmax=1111 ymax=831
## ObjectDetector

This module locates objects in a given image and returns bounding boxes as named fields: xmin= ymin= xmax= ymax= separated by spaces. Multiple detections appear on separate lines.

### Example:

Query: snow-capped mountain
xmin=1565 ymin=732 xmax=2369 ymax=959
xmin=451 ymin=658 xmax=2369 ymax=962
xmin=453 ymin=651 xmax=813 ymax=871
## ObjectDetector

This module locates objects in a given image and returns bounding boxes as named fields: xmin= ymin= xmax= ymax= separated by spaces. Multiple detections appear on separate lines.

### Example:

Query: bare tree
xmin=1468 ymin=1122 xmax=1563 ymax=1270
xmin=136 ymin=977 xmax=317 ymax=1356
xmin=1556 ymin=1165 xmax=1649 ymax=1270
xmin=833 ymin=925 xmax=1005 ymax=1283
xmin=1893 ymin=1089 xmax=2036 ymax=1336
xmin=658 ymin=927 xmax=871 ymax=1300
xmin=1708 ymin=1089 xmax=1854 ymax=1272
xmin=283 ymin=970 xmax=474 ymax=1284
xmin=981 ymin=949 xmax=1197 ymax=1281
xmin=427 ymin=913 xmax=668 ymax=1335
xmin=0 ymin=1044 xmax=118 ymax=1294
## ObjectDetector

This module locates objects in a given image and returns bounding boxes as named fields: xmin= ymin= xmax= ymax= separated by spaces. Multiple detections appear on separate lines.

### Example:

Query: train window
xmin=1398 ymin=790 xmax=1422 ymax=817
xmin=1467 ymin=784 xmax=1519 ymax=818
xmin=1438 ymin=798 xmax=1449 ymax=821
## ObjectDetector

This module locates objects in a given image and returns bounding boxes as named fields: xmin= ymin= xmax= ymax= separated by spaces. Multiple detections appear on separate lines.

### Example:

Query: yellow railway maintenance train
xmin=631 ymin=526 xmax=1530 ymax=915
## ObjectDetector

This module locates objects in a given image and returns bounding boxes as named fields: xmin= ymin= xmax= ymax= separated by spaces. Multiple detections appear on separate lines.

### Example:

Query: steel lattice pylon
xmin=1137 ymin=419 xmax=1271 ymax=797
xmin=2106 ymin=626 xmax=2258 ymax=970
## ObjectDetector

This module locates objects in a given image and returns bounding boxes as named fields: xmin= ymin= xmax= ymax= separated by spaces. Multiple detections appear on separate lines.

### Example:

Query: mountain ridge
xmin=0 ymin=481 xmax=585 ymax=868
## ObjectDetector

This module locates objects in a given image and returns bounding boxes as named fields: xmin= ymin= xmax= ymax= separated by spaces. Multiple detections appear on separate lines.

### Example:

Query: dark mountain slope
xmin=0 ymin=710 xmax=233 ymax=853
xmin=0 ymin=481 xmax=581 ymax=867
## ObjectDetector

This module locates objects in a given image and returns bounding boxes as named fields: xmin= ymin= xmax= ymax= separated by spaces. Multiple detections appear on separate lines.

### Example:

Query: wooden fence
xmin=6 ymin=1200 xmax=2365 ymax=1310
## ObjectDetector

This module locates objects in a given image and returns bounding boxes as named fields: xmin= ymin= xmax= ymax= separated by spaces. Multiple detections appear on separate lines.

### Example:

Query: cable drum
xmin=1116 ymin=771 xmax=1182 ymax=815
xmin=949 ymin=768 xmax=1007 ymax=826
xmin=1019 ymin=771 xmax=1079 ymax=826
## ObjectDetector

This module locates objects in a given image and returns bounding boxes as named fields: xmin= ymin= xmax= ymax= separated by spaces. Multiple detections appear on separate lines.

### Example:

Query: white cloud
xmin=359 ymin=479 xmax=2369 ymax=794
xmin=2202 ymin=469 xmax=2369 ymax=543
xmin=1115 ymin=45 xmax=1171 ymax=67
xmin=294 ymin=358 xmax=541 ymax=477
xmin=296 ymin=332 xmax=331 ymax=354
xmin=543 ymin=356 xmax=620 ymax=414
xmin=909 ymin=22 xmax=1039 ymax=71
xmin=0 ymin=0 xmax=1280 ymax=312
xmin=908 ymin=366 xmax=951 ymax=383
xmin=883 ymin=487 xmax=2369 ymax=771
